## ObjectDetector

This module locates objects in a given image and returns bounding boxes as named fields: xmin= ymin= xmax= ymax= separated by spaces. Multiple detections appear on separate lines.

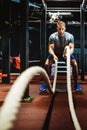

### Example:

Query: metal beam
xmin=80 ymin=5 xmax=85 ymax=80
xmin=20 ymin=0 xmax=29 ymax=98
xmin=40 ymin=5 xmax=47 ymax=66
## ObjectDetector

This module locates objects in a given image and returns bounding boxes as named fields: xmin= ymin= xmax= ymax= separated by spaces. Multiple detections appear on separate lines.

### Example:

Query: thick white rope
xmin=82 ymin=0 xmax=86 ymax=8
xmin=66 ymin=46 xmax=82 ymax=130
xmin=0 ymin=47 xmax=82 ymax=130
xmin=52 ymin=60 xmax=57 ymax=93
xmin=0 ymin=66 xmax=53 ymax=130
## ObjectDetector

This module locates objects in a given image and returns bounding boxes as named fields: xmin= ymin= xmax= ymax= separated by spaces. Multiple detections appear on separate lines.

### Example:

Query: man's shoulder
xmin=50 ymin=32 xmax=58 ymax=37
xmin=64 ymin=32 xmax=74 ymax=43
xmin=65 ymin=32 xmax=73 ymax=36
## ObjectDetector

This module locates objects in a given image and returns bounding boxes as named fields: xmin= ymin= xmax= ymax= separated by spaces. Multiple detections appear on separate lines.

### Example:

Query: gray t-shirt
xmin=48 ymin=31 xmax=74 ymax=56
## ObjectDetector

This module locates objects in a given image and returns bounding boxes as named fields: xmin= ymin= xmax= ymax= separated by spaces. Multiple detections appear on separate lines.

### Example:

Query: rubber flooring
xmin=0 ymin=74 xmax=87 ymax=130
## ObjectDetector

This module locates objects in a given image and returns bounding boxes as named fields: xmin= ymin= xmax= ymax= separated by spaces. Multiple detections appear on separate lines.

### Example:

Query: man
xmin=39 ymin=20 xmax=82 ymax=91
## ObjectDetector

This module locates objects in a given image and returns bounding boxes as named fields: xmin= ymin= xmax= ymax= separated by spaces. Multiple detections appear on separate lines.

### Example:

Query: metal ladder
xmin=51 ymin=61 xmax=67 ymax=76
xmin=51 ymin=61 xmax=72 ymax=92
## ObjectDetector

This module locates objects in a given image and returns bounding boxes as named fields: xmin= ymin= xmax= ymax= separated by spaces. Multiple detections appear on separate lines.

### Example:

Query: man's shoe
xmin=74 ymin=84 xmax=82 ymax=91
xmin=21 ymin=96 xmax=34 ymax=103
xmin=39 ymin=83 xmax=47 ymax=91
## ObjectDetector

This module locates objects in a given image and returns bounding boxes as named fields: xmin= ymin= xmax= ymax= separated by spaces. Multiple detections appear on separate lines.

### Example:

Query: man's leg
xmin=70 ymin=59 xmax=82 ymax=91
xmin=39 ymin=58 xmax=53 ymax=91
xmin=70 ymin=59 xmax=78 ymax=85
xmin=44 ymin=59 xmax=53 ymax=75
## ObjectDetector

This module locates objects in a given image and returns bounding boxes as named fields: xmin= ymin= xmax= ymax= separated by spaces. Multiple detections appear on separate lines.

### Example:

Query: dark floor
xmin=0 ymin=74 xmax=87 ymax=130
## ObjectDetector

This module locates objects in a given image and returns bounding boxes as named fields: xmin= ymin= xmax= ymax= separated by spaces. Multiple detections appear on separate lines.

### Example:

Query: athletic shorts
xmin=47 ymin=54 xmax=75 ymax=60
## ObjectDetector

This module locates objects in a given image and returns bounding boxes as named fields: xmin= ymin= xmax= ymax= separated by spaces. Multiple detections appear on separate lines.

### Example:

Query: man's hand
xmin=53 ymin=55 xmax=58 ymax=61
xmin=62 ymin=54 xmax=67 ymax=60
xmin=63 ymin=46 xmax=68 ymax=60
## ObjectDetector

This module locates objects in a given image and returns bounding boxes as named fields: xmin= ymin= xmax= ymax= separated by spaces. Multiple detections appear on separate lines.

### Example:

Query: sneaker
xmin=74 ymin=84 xmax=82 ymax=91
xmin=22 ymin=96 xmax=34 ymax=103
xmin=39 ymin=83 xmax=47 ymax=91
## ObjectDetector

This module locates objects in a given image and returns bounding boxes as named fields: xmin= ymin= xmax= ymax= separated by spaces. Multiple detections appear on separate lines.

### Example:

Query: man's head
xmin=57 ymin=21 xmax=66 ymax=37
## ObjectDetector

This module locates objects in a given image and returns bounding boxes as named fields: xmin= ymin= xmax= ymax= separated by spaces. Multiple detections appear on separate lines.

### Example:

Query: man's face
xmin=57 ymin=25 xmax=66 ymax=37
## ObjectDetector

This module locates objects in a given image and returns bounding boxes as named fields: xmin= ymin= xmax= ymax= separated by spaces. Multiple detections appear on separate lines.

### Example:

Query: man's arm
xmin=63 ymin=43 xmax=74 ymax=59
xmin=63 ymin=33 xmax=74 ymax=56
xmin=69 ymin=43 xmax=74 ymax=54
xmin=48 ymin=44 xmax=58 ymax=61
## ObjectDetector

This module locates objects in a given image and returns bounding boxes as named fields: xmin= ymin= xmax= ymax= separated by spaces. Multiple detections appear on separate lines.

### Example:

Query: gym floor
xmin=0 ymin=74 xmax=87 ymax=130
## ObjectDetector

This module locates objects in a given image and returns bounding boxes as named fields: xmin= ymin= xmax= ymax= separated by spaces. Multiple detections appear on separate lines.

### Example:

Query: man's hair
xmin=57 ymin=21 xmax=66 ymax=27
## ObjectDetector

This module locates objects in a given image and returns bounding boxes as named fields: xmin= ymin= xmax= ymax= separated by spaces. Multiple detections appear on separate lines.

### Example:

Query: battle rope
xmin=0 ymin=67 xmax=53 ymax=130
xmin=66 ymin=46 xmax=82 ymax=130
xmin=0 ymin=46 xmax=82 ymax=130
xmin=52 ymin=59 xmax=57 ymax=93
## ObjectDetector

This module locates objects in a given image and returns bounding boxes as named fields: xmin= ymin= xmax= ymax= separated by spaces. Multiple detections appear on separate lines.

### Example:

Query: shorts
xmin=47 ymin=54 xmax=75 ymax=60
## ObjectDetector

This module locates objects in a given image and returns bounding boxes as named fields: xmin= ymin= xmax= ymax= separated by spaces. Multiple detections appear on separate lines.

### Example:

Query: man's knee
xmin=71 ymin=59 xmax=78 ymax=68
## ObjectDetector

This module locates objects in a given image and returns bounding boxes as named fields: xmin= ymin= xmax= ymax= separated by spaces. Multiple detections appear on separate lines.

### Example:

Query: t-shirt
xmin=48 ymin=31 xmax=74 ymax=56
